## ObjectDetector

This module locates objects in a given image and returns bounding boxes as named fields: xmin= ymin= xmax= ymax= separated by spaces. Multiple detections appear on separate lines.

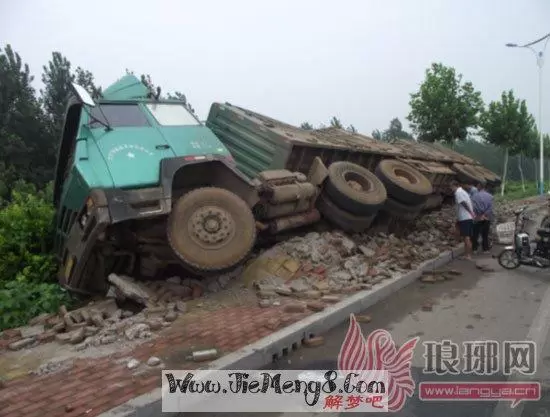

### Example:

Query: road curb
xmin=100 ymin=244 xmax=465 ymax=417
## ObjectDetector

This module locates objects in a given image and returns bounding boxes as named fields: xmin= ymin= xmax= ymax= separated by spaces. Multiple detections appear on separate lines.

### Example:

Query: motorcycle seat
xmin=537 ymin=228 xmax=550 ymax=238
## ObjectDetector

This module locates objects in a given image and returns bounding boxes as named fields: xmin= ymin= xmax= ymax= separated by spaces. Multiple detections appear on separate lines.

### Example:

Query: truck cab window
xmin=146 ymin=103 xmax=200 ymax=126
xmin=88 ymin=104 xmax=150 ymax=128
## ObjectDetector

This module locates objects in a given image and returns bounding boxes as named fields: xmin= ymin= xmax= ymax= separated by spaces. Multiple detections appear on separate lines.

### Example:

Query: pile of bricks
xmin=0 ymin=301 xmax=314 ymax=417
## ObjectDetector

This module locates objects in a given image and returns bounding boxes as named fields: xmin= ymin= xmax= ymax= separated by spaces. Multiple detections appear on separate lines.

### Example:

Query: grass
xmin=494 ymin=180 xmax=550 ymax=202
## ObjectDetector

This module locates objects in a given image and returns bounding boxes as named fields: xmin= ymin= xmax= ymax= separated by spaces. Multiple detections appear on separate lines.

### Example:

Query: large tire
xmin=375 ymin=159 xmax=433 ymax=205
xmin=167 ymin=187 xmax=256 ymax=272
xmin=316 ymin=191 xmax=376 ymax=233
xmin=324 ymin=161 xmax=387 ymax=216
xmin=383 ymin=196 xmax=425 ymax=221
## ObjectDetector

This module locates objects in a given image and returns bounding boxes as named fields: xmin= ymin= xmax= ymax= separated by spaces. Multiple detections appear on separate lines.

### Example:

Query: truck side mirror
xmin=71 ymin=83 xmax=96 ymax=107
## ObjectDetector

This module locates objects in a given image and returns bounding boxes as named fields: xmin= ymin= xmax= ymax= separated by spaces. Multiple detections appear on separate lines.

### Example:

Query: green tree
xmin=0 ymin=45 xmax=52 ymax=193
xmin=382 ymin=118 xmax=413 ymax=141
xmin=41 ymin=52 xmax=74 ymax=131
xmin=300 ymin=122 xmax=313 ymax=130
xmin=347 ymin=125 xmax=357 ymax=133
xmin=372 ymin=129 xmax=382 ymax=140
xmin=330 ymin=116 xmax=343 ymax=129
xmin=74 ymin=67 xmax=102 ymax=99
xmin=407 ymin=63 xmax=484 ymax=143
xmin=480 ymin=90 xmax=536 ymax=195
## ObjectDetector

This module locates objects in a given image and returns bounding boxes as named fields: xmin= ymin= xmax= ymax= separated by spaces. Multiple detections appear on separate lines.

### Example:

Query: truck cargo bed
xmin=206 ymin=103 xmax=467 ymax=181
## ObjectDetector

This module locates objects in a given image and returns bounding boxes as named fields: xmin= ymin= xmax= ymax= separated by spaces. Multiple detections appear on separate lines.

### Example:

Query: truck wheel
xmin=325 ymin=161 xmax=387 ymax=215
xmin=383 ymin=196 xmax=425 ymax=220
xmin=316 ymin=191 xmax=376 ymax=233
xmin=167 ymin=187 xmax=256 ymax=272
xmin=375 ymin=159 xmax=433 ymax=205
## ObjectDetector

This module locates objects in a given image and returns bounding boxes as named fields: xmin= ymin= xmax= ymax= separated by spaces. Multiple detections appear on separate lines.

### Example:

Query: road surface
xmin=180 ymin=250 xmax=550 ymax=417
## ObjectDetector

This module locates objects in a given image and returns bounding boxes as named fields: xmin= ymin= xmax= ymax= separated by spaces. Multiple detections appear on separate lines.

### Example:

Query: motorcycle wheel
xmin=498 ymin=249 xmax=521 ymax=270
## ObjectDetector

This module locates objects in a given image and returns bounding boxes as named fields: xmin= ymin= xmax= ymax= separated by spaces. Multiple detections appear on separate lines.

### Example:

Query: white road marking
xmin=491 ymin=281 xmax=550 ymax=417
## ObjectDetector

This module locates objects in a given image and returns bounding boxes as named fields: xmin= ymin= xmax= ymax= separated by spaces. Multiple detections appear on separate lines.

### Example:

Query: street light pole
xmin=506 ymin=32 xmax=550 ymax=195
xmin=538 ymin=51 xmax=544 ymax=195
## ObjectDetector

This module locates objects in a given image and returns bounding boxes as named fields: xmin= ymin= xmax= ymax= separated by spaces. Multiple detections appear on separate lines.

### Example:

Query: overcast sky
xmin=1 ymin=0 xmax=549 ymax=136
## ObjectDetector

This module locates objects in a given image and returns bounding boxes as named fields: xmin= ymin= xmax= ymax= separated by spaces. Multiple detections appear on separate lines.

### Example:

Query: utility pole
xmin=506 ymin=32 xmax=550 ymax=195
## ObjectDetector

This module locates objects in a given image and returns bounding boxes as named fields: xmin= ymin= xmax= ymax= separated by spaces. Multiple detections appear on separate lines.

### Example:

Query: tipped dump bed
xmin=207 ymin=102 xmax=406 ymax=179
xmin=206 ymin=102 xmax=498 ymax=191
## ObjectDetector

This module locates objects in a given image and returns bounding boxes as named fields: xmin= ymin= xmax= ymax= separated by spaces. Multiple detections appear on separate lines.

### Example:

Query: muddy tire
xmin=167 ymin=187 xmax=256 ymax=272
xmin=375 ymin=159 xmax=433 ymax=205
xmin=383 ymin=196 xmax=425 ymax=221
xmin=316 ymin=191 xmax=376 ymax=233
xmin=324 ymin=161 xmax=387 ymax=215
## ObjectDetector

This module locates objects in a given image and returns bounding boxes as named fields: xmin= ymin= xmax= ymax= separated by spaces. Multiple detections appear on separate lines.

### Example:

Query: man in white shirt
xmin=451 ymin=180 xmax=475 ymax=260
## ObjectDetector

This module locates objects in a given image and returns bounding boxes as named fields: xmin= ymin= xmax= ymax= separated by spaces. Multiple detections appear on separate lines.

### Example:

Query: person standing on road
xmin=471 ymin=182 xmax=494 ymax=254
xmin=451 ymin=180 xmax=475 ymax=260
xmin=465 ymin=182 xmax=478 ymax=197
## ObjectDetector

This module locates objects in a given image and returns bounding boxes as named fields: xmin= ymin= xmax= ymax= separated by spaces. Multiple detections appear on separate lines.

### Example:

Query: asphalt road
xmin=180 ymin=250 xmax=550 ymax=417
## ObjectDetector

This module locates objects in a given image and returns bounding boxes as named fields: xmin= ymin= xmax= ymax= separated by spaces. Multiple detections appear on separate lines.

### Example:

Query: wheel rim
xmin=499 ymin=250 xmax=520 ymax=269
xmin=343 ymin=171 xmax=372 ymax=192
xmin=188 ymin=205 xmax=236 ymax=249
xmin=393 ymin=168 xmax=418 ymax=185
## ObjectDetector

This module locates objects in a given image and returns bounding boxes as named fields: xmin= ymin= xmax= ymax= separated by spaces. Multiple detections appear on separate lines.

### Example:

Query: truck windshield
xmin=146 ymin=103 xmax=200 ymax=126
xmin=88 ymin=104 xmax=150 ymax=128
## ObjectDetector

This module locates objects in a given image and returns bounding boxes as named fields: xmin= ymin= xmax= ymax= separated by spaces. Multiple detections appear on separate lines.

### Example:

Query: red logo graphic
xmin=338 ymin=314 xmax=419 ymax=412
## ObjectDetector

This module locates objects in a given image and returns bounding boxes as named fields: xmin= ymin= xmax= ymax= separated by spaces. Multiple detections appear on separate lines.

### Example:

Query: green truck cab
xmin=54 ymin=76 xmax=259 ymax=294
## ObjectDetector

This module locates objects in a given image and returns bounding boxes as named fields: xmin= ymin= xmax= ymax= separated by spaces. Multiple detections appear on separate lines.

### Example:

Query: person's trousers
xmin=472 ymin=220 xmax=490 ymax=251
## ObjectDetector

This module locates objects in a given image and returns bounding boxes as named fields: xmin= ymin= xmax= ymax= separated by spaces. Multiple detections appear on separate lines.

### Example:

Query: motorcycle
xmin=498 ymin=205 xmax=550 ymax=269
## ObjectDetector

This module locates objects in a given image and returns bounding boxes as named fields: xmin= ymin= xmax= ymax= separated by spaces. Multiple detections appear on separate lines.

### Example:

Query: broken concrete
xmin=108 ymin=274 xmax=153 ymax=305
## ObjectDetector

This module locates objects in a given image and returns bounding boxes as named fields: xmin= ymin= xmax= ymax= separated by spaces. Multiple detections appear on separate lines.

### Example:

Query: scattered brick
xmin=284 ymin=302 xmax=307 ymax=313
xmin=356 ymin=315 xmax=372 ymax=323
xmin=306 ymin=301 xmax=325 ymax=312
xmin=37 ymin=330 xmax=56 ymax=343
xmin=265 ymin=318 xmax=280 ymax=330
xmin=321 ymin=295 xmax=341 ymax=304
xmin=312 ymin=265 xmax=326 ymax=275
xmin=303 ymin=336 xmax=324 ymax=347
xmin=8 ymin=337 xmax=35 ymax=350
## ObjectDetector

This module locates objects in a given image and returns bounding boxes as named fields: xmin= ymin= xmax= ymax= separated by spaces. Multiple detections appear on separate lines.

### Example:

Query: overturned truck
xmin=53 ymin=75 xmax=500 ymax=294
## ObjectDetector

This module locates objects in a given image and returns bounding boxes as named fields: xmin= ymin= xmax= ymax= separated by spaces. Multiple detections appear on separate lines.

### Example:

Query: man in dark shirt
xmin=471 ymin=182 xmax=494 ymax=254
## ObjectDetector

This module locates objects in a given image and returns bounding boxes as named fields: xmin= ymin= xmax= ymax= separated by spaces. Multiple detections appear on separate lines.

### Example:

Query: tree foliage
xmin=74 ymin=67 xmax=102 ymax=99
xmin=0 ymin=45 xmax=55 ymax=193
xmin=41 ymin=52 xmax=74 ymax=130
xmin=330 ymin=116 xmax=343 ymax=129
xmin=376 ymin=117 xmax=413 ymax=141
xmin=407 ymin=63 xmax=484 ymax=143
xmin=479 ymin=90 xmax=535 ymax=153
xmin=300 ymin=122 xmax=313 ymax=130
